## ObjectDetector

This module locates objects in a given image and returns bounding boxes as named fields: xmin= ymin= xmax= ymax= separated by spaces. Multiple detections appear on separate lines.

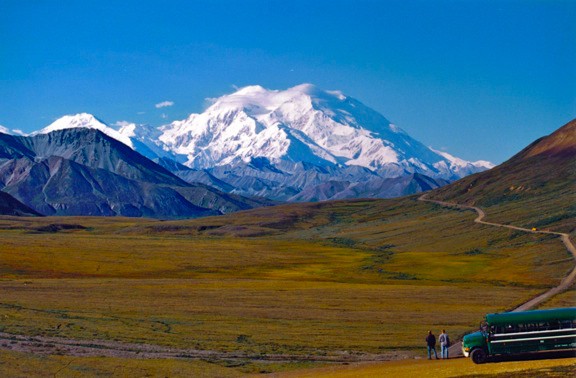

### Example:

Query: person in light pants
xmin=439 ymin=329 xmax=450 ymax=359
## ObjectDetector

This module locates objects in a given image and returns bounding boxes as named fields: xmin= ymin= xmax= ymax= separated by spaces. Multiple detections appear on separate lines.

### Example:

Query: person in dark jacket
xmin=426 ymin=330 xmax=438 ymax=359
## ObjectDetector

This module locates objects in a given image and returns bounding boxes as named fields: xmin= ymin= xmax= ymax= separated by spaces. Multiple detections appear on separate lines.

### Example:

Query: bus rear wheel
xmin=471 ymin=348 xmax=487 ymax=364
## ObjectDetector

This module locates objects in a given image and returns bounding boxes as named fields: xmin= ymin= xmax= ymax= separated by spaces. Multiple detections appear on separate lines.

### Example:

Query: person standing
xmin=439 ymin=329 xmax=450 ymax=359
xmin=425 ymin=330 xmax=438 ymax=359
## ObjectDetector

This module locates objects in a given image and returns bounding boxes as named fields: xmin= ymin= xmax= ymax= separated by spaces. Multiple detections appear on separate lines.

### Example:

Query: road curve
xmin=418 ymin=194 xmax=576 ymax=357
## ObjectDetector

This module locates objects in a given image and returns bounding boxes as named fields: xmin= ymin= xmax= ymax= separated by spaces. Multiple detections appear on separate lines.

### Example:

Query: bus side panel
xmin=489 ymin=329 xmax=576 ymax=355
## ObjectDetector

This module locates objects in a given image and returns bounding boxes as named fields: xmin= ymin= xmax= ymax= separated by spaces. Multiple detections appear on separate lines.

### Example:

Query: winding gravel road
xmin=419 ymin=194 xmax=576 ymax=357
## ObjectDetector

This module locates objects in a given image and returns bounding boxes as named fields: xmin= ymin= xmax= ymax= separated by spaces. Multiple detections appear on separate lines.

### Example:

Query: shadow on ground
xmin=485 ymin=350 xmax=576 ymax=364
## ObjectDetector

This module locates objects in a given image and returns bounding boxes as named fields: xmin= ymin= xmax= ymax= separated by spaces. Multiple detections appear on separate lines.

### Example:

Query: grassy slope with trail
xmin=428 ymin=119 xmax=575 ymax=238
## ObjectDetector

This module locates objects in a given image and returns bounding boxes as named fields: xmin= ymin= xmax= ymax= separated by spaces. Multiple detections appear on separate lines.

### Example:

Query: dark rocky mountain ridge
xmin=0 ymin=190 xmax=42 ymax=216
xmin=0 ymin=129 xmax=269 ymax=218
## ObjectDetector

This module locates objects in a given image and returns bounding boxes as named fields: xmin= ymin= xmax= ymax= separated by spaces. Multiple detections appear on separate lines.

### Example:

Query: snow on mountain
xmin=0 ymin=125 xmax=10 ymax=134
xmin=33 ymin=114 xmax=170 ymax=161
xmin=157 ymin=84 xmax=489 ymax=179
xmin=31 ymin=85 xmax=493 ymax=187
xmin=114 ymin=120 xmax=171 ymax=160
xmin=35 ymin=113 xmax=135 ymax=149
xmin=432 ymin=149 xmax=494 ymax=170
xmin=431 ymin=148 xmax=495 ymax=178
xmin=159 ymin=84 xmax=399 ymax=168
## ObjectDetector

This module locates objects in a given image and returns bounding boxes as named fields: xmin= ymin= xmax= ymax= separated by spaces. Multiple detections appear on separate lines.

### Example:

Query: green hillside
xmin=428 ymin=119 xmax=575 ymax=236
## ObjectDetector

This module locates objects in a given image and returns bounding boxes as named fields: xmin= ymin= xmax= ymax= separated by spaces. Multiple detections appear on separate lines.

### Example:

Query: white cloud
xmin=155 ymin=101 xmax=174 ymax=109
xmin=0 ymin=124 xmax=9 ymax=134
xmin=113 ymin=120 xmax=133 ymax=128
xmin=113 ymin=120 xmax=137 ymax=136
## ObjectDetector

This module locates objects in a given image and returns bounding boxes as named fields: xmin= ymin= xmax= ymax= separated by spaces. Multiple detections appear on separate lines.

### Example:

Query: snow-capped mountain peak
xmin=157 ymin=84 xmax=458 ymax=173
xmin=35 ymin=113 xmax=134 ymax=149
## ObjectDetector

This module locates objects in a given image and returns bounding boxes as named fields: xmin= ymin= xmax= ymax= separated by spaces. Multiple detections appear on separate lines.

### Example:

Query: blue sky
xmin=1 ymin=0 xmax=574 ymax=164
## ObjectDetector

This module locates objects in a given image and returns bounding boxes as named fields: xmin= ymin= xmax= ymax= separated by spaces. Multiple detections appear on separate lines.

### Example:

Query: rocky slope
xmin=0 ymin=129 xmax=268 ymax=218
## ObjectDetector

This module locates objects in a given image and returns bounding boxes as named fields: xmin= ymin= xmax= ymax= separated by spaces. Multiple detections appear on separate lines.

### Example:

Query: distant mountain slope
xmin=0 ymin=129 xmax=268 ymax=218
xmin=0 ymin=191 xmax=42 ymax=216
xmin=427 ymin=119 xmax=576 ymax=234
xmin=163 ymin=158 xmax=449 ymax=202
xmin=286 ymin=172 xmax=447 ymax=202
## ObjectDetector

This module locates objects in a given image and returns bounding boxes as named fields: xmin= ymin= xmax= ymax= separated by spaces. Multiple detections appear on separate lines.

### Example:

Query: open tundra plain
xmin=0 ymin=196 xmax=574 ymax=376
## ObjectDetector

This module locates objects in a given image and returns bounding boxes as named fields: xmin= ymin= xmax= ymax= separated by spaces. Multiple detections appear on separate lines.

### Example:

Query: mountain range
xmin=0 ymin=129 xmax=268 ymax=218
xmin=15 ymin=84 xmax=492 ymax=203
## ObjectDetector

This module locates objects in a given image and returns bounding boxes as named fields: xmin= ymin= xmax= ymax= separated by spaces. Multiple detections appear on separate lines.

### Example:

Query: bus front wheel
xmin=471 ymin=348 xmax=487 ymax=364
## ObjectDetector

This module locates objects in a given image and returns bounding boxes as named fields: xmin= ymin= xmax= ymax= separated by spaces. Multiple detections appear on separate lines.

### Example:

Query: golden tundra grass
xmin=272 ymin=355 xmax=576 ymax=378
xmin=0 ymin=349 xmax=245 ymax=378
xmin=0 ymin=196 xmax=573 ymax=375
xmin=0 ymin=349 xmax=574 ymax=378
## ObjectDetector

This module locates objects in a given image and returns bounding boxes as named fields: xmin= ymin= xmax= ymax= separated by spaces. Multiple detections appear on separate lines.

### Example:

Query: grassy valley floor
xmin=0 ymin=197 xmax=573 ymax=376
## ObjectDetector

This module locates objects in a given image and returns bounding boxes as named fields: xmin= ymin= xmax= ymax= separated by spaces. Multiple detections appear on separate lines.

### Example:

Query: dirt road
xmin=418 ymin=194 xmax=576 ymax=357
xmin=0 ymin=331 xmax=411 ymax=363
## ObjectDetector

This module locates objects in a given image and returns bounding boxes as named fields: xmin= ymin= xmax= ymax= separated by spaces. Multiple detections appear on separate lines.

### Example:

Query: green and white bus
xmin=462 ymin=307 xmax=576 ymax=364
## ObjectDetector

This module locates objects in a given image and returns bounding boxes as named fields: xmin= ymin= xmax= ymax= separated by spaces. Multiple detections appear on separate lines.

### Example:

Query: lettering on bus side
xmin=488 ymin=320 xmax=576 ymax=355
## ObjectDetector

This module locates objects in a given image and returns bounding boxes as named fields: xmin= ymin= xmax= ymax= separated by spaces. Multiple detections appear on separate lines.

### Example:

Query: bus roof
xmin=486 ymin=307 xmax=576 ymax=326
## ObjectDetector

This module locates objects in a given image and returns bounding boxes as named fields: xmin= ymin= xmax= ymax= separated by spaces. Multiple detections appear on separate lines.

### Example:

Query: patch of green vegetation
xmin=387 ymin=271 xmax=418 ymax=280
xmin=328 ymin=237 xmax=357 ymax=248
xmin=31 ymin=223 xmax=87 ymax=233
xmin=464 ymin=248 xmax=485 ymax=256
xmin=531 ymin=211 xmax=576 ymax=229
